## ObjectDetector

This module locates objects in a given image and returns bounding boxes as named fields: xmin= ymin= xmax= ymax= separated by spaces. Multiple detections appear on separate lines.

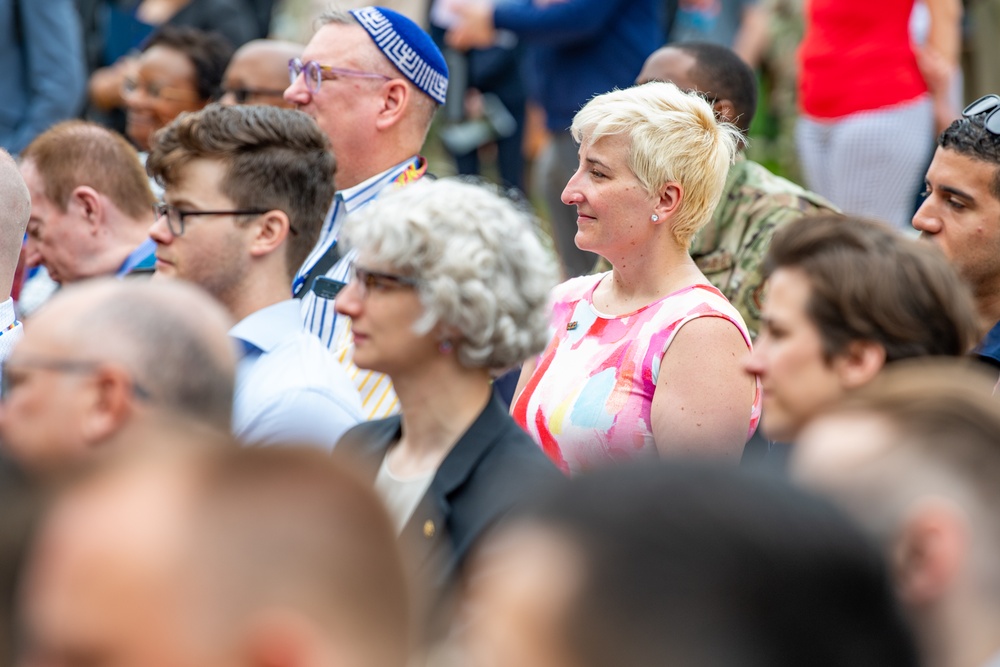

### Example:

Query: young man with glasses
xmin=284 ymin=6 xmax=448 ymax=420
xmin=913 ymin=94 xmax=1000 ymax=374
xmin=147 ymin=103 xmax=362 ymax=449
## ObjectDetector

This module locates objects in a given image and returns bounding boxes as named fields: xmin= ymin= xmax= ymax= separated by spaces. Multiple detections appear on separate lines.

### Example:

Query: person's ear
xmin=79 ymin=364 xmax=137 ymax=447
xmin=248 ymin=211 xmax=291 ymax=259
xmin=712 ymin=98 xmax=739 ymax=126
xmin=375 ymin=79 xmax=410 ymax=130
xmin=832 ymin=340 xmax=886 ymax=389
xmin=653 ymin=182 xmax=683 ymax=224
xmin=893 ymin=498 xmax=969 ymax=609
xmin=71 ymin=186 xmax=104 ymax=233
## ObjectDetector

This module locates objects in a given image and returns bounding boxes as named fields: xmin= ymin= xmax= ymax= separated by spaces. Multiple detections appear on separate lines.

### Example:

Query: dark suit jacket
xmin=337 ymin=390 xmax=564 ymax=592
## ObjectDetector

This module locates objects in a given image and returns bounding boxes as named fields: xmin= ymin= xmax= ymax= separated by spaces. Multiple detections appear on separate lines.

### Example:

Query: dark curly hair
xmin=938 ymin=110 xmax=1000 ymax=200
xmin=142 ymin=25 xmax=234 ymax=102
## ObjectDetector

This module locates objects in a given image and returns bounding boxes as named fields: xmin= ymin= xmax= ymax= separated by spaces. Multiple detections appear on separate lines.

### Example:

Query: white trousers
xmin=796 ymin=96 xmax=935 ymax=232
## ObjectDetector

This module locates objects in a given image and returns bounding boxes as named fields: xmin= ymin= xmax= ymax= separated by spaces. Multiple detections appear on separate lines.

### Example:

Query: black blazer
xmin=337 ymin=390 xmax=565 ymax=591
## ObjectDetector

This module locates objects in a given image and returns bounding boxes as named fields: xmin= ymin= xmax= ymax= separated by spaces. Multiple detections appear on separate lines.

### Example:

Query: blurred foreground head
xmin=0 ymin=279 xmax=236 ymax=474
xmin=20 ymin=445 xmax=410 ymax=667
xmin=795 ymin=359 xmax=1000 ymax=667
xmin=461 ymin=463 xmax=918 ymax=667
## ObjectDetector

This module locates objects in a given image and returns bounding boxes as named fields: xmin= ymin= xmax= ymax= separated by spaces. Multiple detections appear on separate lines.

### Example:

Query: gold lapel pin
xmin=423 ymin=520 xmax=436 ymax=538
xmin=567 ymin=321 xmax=578 ymax=331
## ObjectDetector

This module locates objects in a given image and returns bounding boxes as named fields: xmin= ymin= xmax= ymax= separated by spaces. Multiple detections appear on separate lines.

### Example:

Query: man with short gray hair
xmin=0 ymin=279 xmax=236 ymax=475
xmin=0 ymin=150 xmax=30 ymax=363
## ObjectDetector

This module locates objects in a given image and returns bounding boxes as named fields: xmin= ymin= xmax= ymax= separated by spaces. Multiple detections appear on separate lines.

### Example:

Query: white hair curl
xmin=341 ymin=178 xmax=559 ymax=371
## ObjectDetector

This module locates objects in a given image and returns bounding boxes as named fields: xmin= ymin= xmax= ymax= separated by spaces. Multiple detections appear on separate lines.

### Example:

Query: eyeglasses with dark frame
xmin=152 ymin=203 xmax=297 ymax=237
xmin=1 ymin=357 xmax=150 ymax=401
xmin=288 ymin=58 xmax=391 ymax=94
xmin=220 ymin=86 xmax=289 ymax=104
xmin=121 ymin=78 xmax=199 ymax=103
xmin=962 ymin=94 xmax=1000 ymax=135
xmin=350 ymin=265 xmax=421 ymax=298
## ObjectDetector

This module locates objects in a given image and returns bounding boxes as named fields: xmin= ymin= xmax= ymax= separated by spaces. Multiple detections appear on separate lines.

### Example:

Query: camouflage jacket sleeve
xmin=691 ymin=159 xmax=839 ymax=339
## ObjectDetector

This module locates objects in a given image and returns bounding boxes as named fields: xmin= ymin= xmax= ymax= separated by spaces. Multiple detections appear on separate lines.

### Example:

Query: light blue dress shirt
xmin=115 ymin=238 xmax=157 ymax=277
xmin=230 ymin=299 xmax=363 ymax=450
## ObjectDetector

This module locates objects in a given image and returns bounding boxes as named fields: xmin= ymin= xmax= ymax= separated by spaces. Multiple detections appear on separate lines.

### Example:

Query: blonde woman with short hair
xmin=512 ymin=82 xmax=761 ymax=474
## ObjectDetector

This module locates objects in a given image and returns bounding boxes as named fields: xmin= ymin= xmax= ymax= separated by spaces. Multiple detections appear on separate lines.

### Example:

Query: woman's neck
xmin=595 ymin=242 xmax=704 ymax=316
xmin=387 ymin=362 xmax=493 ymax=478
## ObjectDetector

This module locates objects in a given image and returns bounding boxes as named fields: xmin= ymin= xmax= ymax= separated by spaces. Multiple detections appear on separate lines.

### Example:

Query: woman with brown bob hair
xmin=745 ymin=214 xmax=980 ymax=443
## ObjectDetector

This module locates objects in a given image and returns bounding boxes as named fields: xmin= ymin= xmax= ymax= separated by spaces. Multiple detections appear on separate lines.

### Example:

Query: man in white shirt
xmin=147 ymin=104 xmax=362 ymax=448
xmin=0 ymin=149 xmax=29 ymax=361
xmin=795 ymin=360 xmax=1000 ymax=667
xmin=284 ymin=6 xmax=447 ymax=419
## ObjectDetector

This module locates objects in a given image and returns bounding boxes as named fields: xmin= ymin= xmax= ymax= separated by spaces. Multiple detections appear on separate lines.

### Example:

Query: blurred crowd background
xmin=2 ymin=2 xmax=1000 ymax=667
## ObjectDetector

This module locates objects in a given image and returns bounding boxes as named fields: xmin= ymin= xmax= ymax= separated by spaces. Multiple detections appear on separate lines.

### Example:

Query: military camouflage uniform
xmin=691 ymin=157 xmax=838 ymax=339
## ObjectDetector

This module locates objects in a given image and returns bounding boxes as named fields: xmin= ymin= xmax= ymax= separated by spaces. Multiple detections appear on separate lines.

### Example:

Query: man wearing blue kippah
xmin=285 ymin=6 xmax=448 ymax=421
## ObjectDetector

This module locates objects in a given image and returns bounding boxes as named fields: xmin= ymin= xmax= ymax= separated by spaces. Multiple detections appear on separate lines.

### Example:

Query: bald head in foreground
xmin=220 ymin=39 xmax=303 ymax=108
xmin=20 ymin=445 xmax=411 ymax=667
xmin=0 ymin=279 xmax=236 ymax=474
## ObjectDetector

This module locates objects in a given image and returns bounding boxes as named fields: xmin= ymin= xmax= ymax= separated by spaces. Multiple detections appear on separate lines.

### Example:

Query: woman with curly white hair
xmin=333 ymin=177 xmax=563 ymax=594
xmin=512 ymin=82 xmax=762 ymax=474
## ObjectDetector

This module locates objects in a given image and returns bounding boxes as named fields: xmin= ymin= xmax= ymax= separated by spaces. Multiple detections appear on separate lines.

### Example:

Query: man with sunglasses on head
xmin=284 ymin=6 xmax=447 ymax=420
xmin=147 ymin=104 xmax=362 ymax=449
xmin=219 ymin=39 xmax=303 ymax=109
xmin=913 ymin=94 xmax=1000 ymax=375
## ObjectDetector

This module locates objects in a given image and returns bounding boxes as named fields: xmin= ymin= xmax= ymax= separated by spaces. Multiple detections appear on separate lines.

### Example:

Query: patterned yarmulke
xmin=350 ymin=6 xmax=449 ymax=105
